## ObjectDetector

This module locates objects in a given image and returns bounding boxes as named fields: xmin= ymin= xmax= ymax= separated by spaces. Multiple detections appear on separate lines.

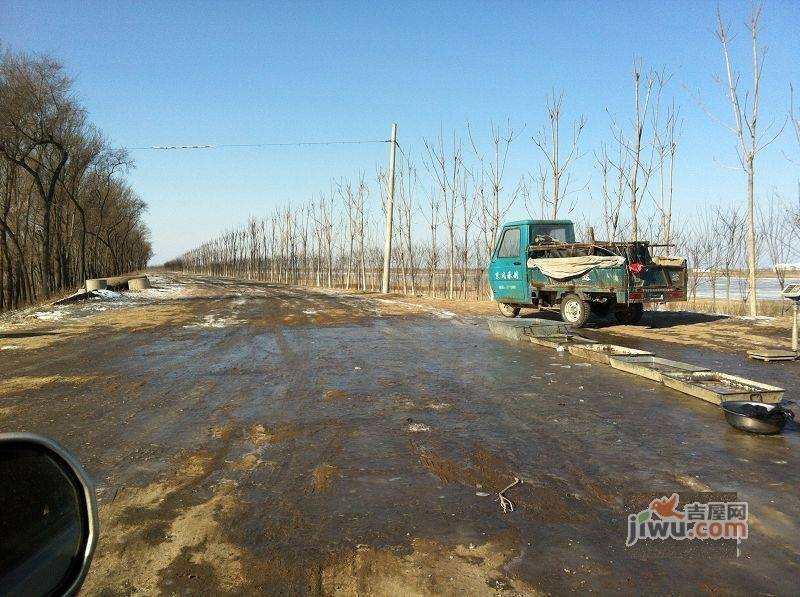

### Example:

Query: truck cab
xmin=489 ymin=220 xmax=574 ymax=306
xmin=489 ymin=219 xmax=687 ymax=326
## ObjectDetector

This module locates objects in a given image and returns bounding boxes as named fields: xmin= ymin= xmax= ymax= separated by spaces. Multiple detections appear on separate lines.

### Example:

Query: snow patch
xmin=374 ymin=298 xmax=458 ymax=320
xmin=30 ymin=310 xmax=65 ymax=321
xmin=0 ymin=345 xmax=20 ymax=350
xmin=0 ymin=273 xmax=193 ymax=330
xmin=91 ymin=289 xmax=124 ymax=300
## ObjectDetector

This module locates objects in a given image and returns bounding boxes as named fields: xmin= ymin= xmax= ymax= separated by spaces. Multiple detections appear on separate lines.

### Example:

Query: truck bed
xmin=527 ymin=240 xmax=687 ymax=304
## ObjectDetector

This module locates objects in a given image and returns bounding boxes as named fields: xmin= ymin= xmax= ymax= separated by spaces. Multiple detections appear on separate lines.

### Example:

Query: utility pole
xmin=381 ymin=123 xmax=398 ymax=294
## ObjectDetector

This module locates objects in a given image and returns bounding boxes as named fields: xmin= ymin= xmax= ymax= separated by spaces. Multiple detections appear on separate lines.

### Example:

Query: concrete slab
xmin=53 ymin=289 xmax=98 ymax=305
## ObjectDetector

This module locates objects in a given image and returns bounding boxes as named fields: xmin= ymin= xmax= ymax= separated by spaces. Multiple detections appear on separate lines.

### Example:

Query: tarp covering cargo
xmin=527 ymin=255 xmax=626 ymax=280
xmin=652 ymin=256 xmax=686 ymax=267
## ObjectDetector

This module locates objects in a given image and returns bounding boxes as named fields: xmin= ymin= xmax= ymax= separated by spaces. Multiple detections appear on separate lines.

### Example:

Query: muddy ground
xmin=1 ymin=274 xmax=798 ymax=596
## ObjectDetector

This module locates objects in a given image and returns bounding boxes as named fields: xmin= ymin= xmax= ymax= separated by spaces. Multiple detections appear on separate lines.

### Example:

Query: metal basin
xmin=721 ymin=401 xmax=795 ymax=435
xmin=663 ymin=371 xmax=784 ymax=405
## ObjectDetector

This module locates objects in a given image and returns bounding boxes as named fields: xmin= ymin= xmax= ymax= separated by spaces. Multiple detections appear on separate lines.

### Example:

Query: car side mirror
xmin=0 ymin=433 xmax=98 ymax=597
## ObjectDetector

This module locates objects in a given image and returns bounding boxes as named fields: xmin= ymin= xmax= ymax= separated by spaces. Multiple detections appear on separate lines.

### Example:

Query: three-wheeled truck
xmin=488 ymin=219 xmax=687 ymax=327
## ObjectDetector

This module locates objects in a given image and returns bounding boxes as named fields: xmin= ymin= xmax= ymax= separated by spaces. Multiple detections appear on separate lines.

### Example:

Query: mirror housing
xmin=0 ymin=433 xmax=98 ymax=597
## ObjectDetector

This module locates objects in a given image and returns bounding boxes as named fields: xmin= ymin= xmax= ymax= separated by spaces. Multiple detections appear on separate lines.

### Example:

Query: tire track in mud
xmin=218 ymin=323 xmax=355 ymax=593
xmin=80 ymin=291 xmax=340 ymax=593
xmin=179 ymin=295 xmax=531 ymax=593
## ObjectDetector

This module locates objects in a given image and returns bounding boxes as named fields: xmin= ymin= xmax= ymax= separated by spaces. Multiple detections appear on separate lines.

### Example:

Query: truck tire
xmin=614 ymin=303 xmax=644 ymax=325
xmin=560 ymin=294 xmax=590 ymax=327
xmin=498 ymin=303 xmax=521 ymax=318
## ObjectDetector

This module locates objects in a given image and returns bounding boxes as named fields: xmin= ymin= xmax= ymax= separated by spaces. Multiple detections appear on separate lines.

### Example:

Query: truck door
xmin=489 ymin=225 xmax=528 ymax=303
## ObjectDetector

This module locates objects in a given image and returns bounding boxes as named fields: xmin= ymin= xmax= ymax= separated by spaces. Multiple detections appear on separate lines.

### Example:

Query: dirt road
xmin=1 ymin=274 xmax=798 ymax=595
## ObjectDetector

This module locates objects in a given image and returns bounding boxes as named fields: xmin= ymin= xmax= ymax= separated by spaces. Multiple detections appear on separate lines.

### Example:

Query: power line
xmin=122 ymin=138 xmax=391 ymax=151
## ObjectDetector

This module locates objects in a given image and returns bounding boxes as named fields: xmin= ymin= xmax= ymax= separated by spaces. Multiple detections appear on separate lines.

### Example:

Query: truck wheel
xmin=560 ymin=294 xmax=590 ymax=327
xmin=498 ymin=303 xmax=521 ymax=318
xmin=614 ymin=303 xmax=644 ymax=325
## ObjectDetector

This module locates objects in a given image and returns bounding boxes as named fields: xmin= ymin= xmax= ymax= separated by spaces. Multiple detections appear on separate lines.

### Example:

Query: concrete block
xmin=85 ymin=278 xmax=107 ymax=291
xmin=128 ymin=276 xmax=151 ymax=291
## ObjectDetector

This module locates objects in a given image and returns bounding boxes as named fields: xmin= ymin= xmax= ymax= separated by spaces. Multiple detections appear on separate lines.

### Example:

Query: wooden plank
xmin=747 ymin=349 xmax=798 ymax=362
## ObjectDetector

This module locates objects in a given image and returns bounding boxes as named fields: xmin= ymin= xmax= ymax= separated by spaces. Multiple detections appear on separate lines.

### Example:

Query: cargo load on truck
xmin=526 ymin=255 xmax=626 ymax=280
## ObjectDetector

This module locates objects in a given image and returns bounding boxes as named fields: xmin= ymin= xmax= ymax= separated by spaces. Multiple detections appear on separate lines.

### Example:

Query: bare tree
xmin=759 ymin=193 xmax=797 ymax=312
xmin=533 ymin=92 xmax=587 ymax=219
xmin=421 ymin=188 xmax=440 ymax=296
xmin=467 ymin=121 xmax=519 ymax=260
xmin=338 ymin=179 xmax=356 ymax=289
xmin=696 ymin=206 xmax=723 ymax=312
xmin=425 ymin=130 xmax=462 ymax=299
xmin=651 ymin=71 xmax=682 ymax=252
xmin=682 ymin=222 xmax=709 ymax=308
xmin=617 ymin=64 xmax=656 ymax=241
xmin=596 ymin=137 xmax=628 ymax=241
xmin=354 ymin=176 xmax=369 ymax=290
xmin=459 ymin=170 xmax=476 ymax=298
xmin=398 ymin=160 xmax=417 ymax=295
xmin=715 ymin=5 xmax=784 ymax=316
xmin=714 ymin=204 xmax=745 ymax=310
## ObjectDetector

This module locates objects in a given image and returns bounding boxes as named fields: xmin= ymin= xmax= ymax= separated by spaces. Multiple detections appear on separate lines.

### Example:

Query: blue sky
xmin=3 ymin=0 xmax=799 ymax=262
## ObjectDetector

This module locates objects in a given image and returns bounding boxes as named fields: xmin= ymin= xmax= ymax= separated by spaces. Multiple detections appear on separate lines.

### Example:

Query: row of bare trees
xmin=166 ymin=159 xmax=798 ymax=311
xmin=681 ymin=194 xmax=800 ymax=314
xmin=165 ymin=161 xmax=502 ymax=300
xmin=0 ymin=48 xmax=152 ymax=311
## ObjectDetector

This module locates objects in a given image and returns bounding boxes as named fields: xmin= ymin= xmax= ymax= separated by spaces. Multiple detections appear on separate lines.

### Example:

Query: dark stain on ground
xmin=0 ymin=330 xmax=60 ymax=339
